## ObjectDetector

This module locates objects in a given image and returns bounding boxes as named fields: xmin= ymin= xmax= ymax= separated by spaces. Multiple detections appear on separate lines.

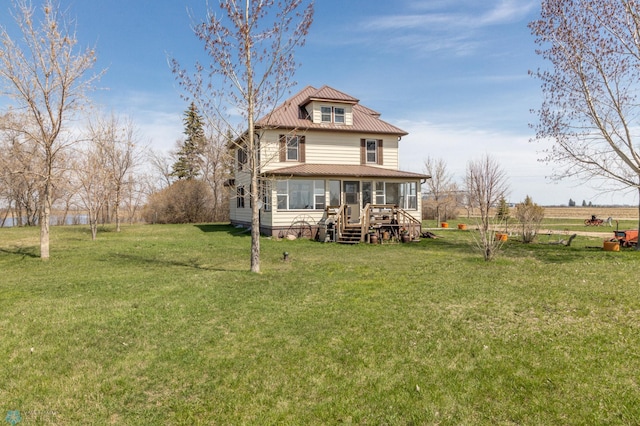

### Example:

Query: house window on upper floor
xmin=321 ymin=106 xmax=332 ymax=123
xmin=237 ymin=146 xmax=247 ymax=170
xmin=361 ymin=138 xmax=383 ymax=165
xmin=321 ymin=106 xmax=345 ymax=124
xmin=366 ymin=139 xmax=377 ymax=163
xmin=287 ymin=136 xmax=299 ymax=161
xmin=279 ymin=134 xmax=305 ymax=162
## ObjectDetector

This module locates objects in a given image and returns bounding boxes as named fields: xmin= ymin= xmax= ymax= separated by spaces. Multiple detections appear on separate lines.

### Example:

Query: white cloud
xmin=396 ymin=119 xmax=637 ymax=205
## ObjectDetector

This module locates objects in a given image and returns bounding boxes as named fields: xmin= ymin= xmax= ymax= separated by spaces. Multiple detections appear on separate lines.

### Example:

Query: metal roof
xmin=266 ymin=164 xmax=430 ymax=179
xmin=256 ymin=85 xmax=408 ymax=136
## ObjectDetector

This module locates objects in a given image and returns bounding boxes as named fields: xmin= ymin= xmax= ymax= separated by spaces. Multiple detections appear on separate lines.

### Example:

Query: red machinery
xmin=612 ymin=224 xmax=638 ymax=248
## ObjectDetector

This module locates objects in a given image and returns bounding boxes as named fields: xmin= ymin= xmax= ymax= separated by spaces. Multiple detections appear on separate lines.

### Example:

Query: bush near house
xmin=142 ymin=179 xmax=215 ymax=224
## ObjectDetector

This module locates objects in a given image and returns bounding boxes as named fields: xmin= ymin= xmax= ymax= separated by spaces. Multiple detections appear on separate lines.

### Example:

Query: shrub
xmin=515 ymin=195 xmax=545 ymax=243
xmin=142 ymin=179 xmax=215 ymax=224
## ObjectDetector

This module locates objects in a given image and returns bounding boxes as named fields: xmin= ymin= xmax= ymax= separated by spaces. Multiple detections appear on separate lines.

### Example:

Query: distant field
xmin=461 ymin=206 xmax=638 ymax=220
xmin=542 ymin=206 xmax=638 ymax=219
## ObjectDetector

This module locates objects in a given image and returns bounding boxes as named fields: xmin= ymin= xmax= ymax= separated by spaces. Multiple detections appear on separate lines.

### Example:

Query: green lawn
xmin=1 ymin=223 xmax=639 ymax=424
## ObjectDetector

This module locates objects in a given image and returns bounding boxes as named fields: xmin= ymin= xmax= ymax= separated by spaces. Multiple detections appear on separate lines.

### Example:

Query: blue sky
xmin=1 ymin=0 xmax=636 ymax=206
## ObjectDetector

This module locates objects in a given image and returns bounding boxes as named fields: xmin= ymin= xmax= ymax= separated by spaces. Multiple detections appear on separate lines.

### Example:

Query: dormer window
xmin=321 ymin=106 xmax=332 ymax=122
xmin=320 ymin=106 xmax=345 ymax=124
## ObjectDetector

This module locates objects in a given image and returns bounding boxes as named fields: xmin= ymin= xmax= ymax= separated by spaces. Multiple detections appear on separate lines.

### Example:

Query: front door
xmin=343 ymin=181 xmax=360 ymax=223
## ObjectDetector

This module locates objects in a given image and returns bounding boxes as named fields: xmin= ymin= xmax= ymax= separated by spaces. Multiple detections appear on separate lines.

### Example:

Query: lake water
xmin=1 ymin=214 xmax=89 ymax=228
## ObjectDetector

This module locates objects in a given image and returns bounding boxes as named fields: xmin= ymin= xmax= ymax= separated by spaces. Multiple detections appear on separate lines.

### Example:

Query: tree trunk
xmin=637 ymin=187 xmax=640 ymax=251
xmin=115 ymin=185 xmax=122 ymax=232
xmin=40 ymin=184 xmax=51 ymax=259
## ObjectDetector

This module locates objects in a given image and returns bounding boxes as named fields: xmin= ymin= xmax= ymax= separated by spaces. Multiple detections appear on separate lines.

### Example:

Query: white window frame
xmin=334 ymin=107 xmax=345 ymax=123
xmin=276 ymin=179 xmax=326 ymax=210
xmin=236 ymin=186 xmax=245 ymax=208
xmin=321 ymin=106 xmax=332 ymax=123
xmin=286 ymin=136 xmax=299 ymax=161
xmin=366 ymin=139 xmax=378 ymax=164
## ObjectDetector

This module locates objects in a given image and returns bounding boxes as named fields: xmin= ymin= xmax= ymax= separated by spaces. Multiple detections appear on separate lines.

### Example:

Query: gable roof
xmin=255 ymin=85 xmax=407 ymax=136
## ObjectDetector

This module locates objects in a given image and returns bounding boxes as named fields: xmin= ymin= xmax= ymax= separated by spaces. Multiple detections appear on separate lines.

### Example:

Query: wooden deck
xmin=322 ymin=204 xmax=421 ymax=244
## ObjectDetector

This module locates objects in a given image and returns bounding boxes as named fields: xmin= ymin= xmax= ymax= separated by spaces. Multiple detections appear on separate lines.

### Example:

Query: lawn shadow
xmin=113 ymin=252 xmax=244 ymax=273
xmin=403 ymin=232 xmax=607 ymax=264
xmin=0 ymin=246 xmax=39 ymax=258
xmin=195 ymin=223 xmax=251 ymax=237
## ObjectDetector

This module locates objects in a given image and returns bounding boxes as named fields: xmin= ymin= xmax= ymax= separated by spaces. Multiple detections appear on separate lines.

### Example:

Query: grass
xmin=1 ymin=223 xmax=640 ymax=424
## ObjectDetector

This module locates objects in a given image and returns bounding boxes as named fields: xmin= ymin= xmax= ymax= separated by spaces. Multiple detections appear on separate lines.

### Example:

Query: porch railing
xmin=325 ymin=203 xmax=422 ymax=242
xmin=325 ymin=204 xmax=348 ymax=241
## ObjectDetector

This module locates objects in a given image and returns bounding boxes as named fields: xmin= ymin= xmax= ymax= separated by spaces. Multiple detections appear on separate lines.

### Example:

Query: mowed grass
xmin=1 ymin=223 xmax=640 ymax=424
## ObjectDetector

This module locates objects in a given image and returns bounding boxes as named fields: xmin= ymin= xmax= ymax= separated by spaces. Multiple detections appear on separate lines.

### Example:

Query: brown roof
xmin=302 ymin=86 xmax=359 ymax=105
xmin=266 ymin=164 xmax=430 ymax=179
xmin=256 ymin=85 xmax=408 ymax=136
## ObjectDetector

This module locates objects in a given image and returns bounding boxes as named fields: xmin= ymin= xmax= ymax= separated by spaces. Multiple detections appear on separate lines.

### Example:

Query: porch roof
xmin=265 ymin=164 xmax=430 ymax=179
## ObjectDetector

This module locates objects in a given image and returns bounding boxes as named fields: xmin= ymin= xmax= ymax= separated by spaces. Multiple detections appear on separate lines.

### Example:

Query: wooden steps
xmin=337 ymin=225 xmax=362 ymax=244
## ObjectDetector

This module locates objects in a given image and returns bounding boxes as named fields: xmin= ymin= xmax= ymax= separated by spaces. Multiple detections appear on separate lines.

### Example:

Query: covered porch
xmin=261 ymin=164 xmax=429 ymax=241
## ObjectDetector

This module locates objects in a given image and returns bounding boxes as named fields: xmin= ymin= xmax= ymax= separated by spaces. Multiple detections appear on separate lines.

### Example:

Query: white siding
xmin=259 ymin=129 xmax=400 ymax=171
xmin=229 ymin=171 xmax=252 ymax=224
xmin=310 ymin=101 xmax=353 ymax=125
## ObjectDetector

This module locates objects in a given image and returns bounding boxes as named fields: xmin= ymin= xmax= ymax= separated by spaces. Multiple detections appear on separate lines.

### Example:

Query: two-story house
xmin=230 ymin=85 xmax=429 ymax=242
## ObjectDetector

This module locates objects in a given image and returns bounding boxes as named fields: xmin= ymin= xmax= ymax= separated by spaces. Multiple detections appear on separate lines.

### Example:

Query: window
xmin=375 ymin=181 xmax=385 ymax=204
xmin=277 ymin=179 xmax=326 ymax=210
xmin=406 ymin=182 xmax=417 ymax=210
xmin=321 ymin=106 xmax=332 ymax=123
xmin=260 ymin=180 xmax=271 ymax=211
xmin=280 ymin=134 xmax=304 ymax=162
xmin=362 ymin=181 xmax=372 ymax=206
xmin=277 ymin=181 xmax=288 ymax=210
xmin=385 ymin=182 xmax=400 ymax=205
xmin=361 ymin=139 xmax=382 ymax=165
xmin=372 ymin=181 xmax=418 ymax=210
xmin=329 ymin=180 xmax=341 ymax=206
xmin=236 ymin=186 xmax=245 ymax=208
xmin=366 ymin=139 xmax=377 ymax=163
xmin=286 ymin=136 xmax=299 ymax=161
xmin=320 ymin=106 xmax=346 ymax=123
xmin=237 ymin=146 xmax=247 ymax=170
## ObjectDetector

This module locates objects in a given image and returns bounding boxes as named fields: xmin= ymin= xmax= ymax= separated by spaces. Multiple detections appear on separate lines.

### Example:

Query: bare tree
xmin=0 ymin=0 xmax=100 ymax=258
xmin=147 ymin=149 xmax=174 ymax=191
xmin=423 ymin=156 xmax=458 ymax=224
xmin=0 ymin=121 xmax=42 ymax=226
xmin=88 ymin=113 xmax=144 ymax=232
xmin=466 ymin=154 xmax=509 ymax=261
xmin=73 ymin=142 xmax=108 ymax=240
xmin=172 ymin=0 xmax=314 ymax=273
xmin=121 ymin=173 xmax=147 ymax=225
xmin=200 ymin=127 xmax=232 ymax=222
xmin=530 ymin=0 xmax=640 ymax=236
xmin=514 ymin=195 xmax=545 ymax=243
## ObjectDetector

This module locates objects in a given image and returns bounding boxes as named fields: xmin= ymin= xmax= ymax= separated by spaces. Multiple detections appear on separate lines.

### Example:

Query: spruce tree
xmin=172 ymin=102 xmax=205 ymax=180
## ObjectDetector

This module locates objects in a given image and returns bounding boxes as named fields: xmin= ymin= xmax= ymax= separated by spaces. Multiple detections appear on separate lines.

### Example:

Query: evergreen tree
xmin=496 ymin=195 xmax=510 ymax=222
xmin=172 ymin=102 xmax=205 ymax=180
